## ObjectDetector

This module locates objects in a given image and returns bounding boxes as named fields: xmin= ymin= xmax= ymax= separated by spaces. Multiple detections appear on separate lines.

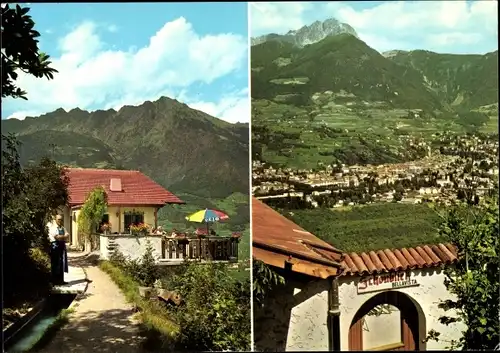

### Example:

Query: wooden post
xmin=118 ymin=207 xmax=121 ymax=233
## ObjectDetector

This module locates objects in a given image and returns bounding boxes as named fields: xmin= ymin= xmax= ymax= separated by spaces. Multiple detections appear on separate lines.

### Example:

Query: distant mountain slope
xmin=17 ymin=130 xmax=118 ymax=168
xmin=251 ymin=18 xmax=358 ymax=47
xmin=251 ymin=20 xmax=498 ymax=169
xmin=252 ymin=34 xmax=446 ymax=111
xmin=1 ymin=96 xmax=249 ymax=199
xmin=384 ymin=50 xmax=498 ymax=110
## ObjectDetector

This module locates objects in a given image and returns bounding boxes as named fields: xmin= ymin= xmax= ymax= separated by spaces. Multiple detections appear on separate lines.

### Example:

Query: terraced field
xmin=280 ymin=203 xmax=445 ymax=253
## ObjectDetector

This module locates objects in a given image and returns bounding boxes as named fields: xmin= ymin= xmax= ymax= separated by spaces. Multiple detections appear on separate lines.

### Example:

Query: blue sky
xmin=251 ymin=1 xmax=498 ymax=54
xmin=3 ymin=2 xmax=249 ymax=123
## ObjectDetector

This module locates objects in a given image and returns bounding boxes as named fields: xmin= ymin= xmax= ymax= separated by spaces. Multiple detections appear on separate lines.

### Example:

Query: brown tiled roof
xmin=65 ymin=168 xmax=184 ymax=206
xmin=252 ymin=199 xmax=459 ymax=279
xmin=340 ymin=243 xmax=458 ymax=276
xmin=252 ymin=198 xmax=343 ymax=279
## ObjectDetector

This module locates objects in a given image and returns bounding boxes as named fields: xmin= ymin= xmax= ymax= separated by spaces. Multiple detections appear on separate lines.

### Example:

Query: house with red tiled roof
xmin=61 ymin=168 xmax=184 ymax=249
xmin=252 ymin=198 xmax=465 ymax=352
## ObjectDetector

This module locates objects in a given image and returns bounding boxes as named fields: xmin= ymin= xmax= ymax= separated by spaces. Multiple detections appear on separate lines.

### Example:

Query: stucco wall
xmin=106 ymin=206 xmax=157 ymax=233
xmin=338 ymin=267 xmax=465 ymax=351
xmin=69 ymin=206 xmax=157 ymax=247
xmin=254 ymin=278 xmax=330 ymax=352
xmin=99 ymin=234 xmax=163 ymax=261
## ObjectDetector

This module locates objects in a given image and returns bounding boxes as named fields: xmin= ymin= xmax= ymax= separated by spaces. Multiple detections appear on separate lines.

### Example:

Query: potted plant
xmin=231 ymin=232 xmax=242 ymax=242
xmin=100 ymin=222 xmax=111 ymax=235
xmin=195 ymin=228 xmax=207 ymax=239
xmin=131 ymin=223 xmax=150 ymax=236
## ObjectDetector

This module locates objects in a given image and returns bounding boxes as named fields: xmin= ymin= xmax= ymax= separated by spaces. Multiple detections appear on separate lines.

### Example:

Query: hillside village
xmin=253 ymin=132 xmax=499 ymax=207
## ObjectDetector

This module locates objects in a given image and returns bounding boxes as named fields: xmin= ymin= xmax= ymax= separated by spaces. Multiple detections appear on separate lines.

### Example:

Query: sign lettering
xmin=357 ymin=271 xmax=419 ymax=294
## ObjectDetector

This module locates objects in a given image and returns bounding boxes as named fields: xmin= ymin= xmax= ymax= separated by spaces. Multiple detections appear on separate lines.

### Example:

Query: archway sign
xmin=357 ymin=271 xmax=419 ymax=294
xmin=349 ymin=272 xmax=425 ymax=351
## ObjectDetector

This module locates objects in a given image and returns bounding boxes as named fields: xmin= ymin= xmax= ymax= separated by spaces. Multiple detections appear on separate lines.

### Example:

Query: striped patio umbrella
xmin=185 ymin=209 xmax=229 ymax=224
xmin=185 ymin=209 xmax=229 ymax=259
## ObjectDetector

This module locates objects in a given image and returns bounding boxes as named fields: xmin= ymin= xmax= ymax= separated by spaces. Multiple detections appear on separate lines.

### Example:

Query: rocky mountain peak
xmin=251 ymin=17 xmax=358 ymax=47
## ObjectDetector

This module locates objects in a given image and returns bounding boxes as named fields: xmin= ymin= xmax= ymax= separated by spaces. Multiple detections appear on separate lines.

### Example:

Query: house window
xmin=124 ymin=212 xmax=144 ymax=231
xmin=97 ymin=214 xmax=110 ymax=233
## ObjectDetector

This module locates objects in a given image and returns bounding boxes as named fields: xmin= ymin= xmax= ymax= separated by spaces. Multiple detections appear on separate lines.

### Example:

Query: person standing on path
xmin=47 ymin=214 xmax=69 ymax=285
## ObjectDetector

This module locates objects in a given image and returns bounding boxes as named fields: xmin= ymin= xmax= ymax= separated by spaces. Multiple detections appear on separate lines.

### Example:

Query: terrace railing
xmin=161 ymin=236 xmax=239 ymax=261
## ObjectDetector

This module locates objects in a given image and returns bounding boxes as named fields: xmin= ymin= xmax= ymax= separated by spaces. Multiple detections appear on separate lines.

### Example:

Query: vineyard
xmin=281 ymin=203 xmax=445 ymax=253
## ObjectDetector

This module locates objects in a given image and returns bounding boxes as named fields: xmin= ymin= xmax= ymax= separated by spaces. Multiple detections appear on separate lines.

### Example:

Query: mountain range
xmin=251 ymin=18 xmax=498 ymax=168
xmin=1 ymin=97 xmax=249 ymax=201
xmin=251 ymin=18 xmax=358 ymax=47
xmin=251 ymin=19 xmax=498 ymax=112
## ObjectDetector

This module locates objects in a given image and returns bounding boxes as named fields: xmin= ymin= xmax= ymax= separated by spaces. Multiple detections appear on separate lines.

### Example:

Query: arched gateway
xmin=348 ymin=291 xmax=426 ymax=351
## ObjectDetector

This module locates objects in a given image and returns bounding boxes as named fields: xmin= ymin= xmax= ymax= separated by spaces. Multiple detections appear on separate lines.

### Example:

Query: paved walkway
xmin=52 ymin=265 xmax=87 ymax=294
xmin=40 ymin=255 xmax=145 ymax=352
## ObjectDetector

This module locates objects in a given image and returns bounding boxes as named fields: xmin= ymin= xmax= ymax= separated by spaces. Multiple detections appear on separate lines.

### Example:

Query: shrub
xmin=165 ymin=262 xmax=251 ymax=351
xmin=105 ymin=247 xmax=250 ymax=351
xmin=109 ymin=240 xmax=159 ymax=287
xmin=109 ymin=247 xmax=128 ymax=269
xmin=29 ymin=247 xmax=51 ymax=272
xmin=138 ymin=239 xmax=160 ymax=287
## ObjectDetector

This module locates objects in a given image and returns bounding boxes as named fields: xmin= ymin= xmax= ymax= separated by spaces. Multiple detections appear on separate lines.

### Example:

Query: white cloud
xmin=188 ymin=88 xmax=249 ymax=124
xmin=5 ymin=111 xmax=39 ymax=121
xmin=4 ymin=17 xmax=248 ymax=123
xmin=107 ymin=24 xmax=119 ymax=33
xmin=250 ymin=2 xmax=313 ymax=35
xmin=250 ymin=1 xmax=498 ymax=53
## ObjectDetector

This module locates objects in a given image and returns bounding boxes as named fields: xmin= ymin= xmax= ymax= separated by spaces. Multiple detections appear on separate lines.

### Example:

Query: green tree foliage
xmin=1 ymin=4 xmax=58 ymax=99
xmin=253 ymin=259 xmax=285 ymax=306
xmin=428 ymin=193 xmax=499 ymax=350
xmin=107 ymin=249 xmax=250 ymax=351
xmin=2 ymin=134 xmax=69 ymax=306
xmin=165 ymin=262 xmax=251 ymax=351
xmin=78 ymin=186 xmax=108 ymax=249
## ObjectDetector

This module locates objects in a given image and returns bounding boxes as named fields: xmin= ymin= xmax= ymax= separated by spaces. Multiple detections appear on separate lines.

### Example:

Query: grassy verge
xmin=28 ymin=307 xmax=75 ymax=351
xmin=98 ymin=261 xmax=179 ymax=351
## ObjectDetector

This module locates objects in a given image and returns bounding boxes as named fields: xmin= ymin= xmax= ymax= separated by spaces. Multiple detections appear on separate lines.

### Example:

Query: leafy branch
xmin=1 ymin=4 xmax=58 ymax=100
xmin=427 ymin=190 xmax=499 ymax=350
xmin=252 ymin=258 xmax=285 ymax=306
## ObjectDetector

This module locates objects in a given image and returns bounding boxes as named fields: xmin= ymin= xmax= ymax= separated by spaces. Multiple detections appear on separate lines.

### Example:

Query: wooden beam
xmin=118 ymin=207 xmax=121 ymax=233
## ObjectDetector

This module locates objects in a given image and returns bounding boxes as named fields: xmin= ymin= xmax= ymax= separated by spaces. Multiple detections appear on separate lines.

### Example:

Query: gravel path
xmin=39 ymin=255 xmax=145 ymax=352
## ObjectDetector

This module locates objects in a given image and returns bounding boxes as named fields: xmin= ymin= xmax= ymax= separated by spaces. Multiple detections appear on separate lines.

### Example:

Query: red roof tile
xmin=65 ymin=168 xmax=184 ymax=206
xmin=252 ymin=198 xmax=343 ymax=279
xmin=341 ymin=243 xmax=458 ymax=276
xmin=252 ymin=198 xmax=459 ymax=279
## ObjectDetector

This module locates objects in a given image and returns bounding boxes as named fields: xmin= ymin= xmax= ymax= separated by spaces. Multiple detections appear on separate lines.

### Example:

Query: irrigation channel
xmin=4 ymin=294 xmax=76 ymax=352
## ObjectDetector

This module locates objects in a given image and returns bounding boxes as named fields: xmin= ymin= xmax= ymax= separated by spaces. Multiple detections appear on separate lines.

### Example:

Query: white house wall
xmin=254 ymin=278 xmax=330 ymax=352
xmin=338 ymin=267 xmax=466 ymax=351
xmin=99 ymin=234 xmax=162 ymax=262
xmin=286 ymin=280 xmax=330 ymax=351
